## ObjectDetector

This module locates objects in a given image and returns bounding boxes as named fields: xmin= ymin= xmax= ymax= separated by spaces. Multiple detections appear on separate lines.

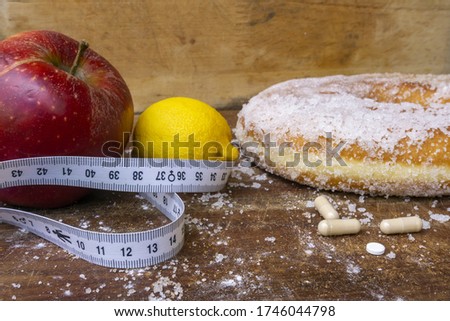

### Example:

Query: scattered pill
xmin=318 ymin=218 xmax=361 ymax=236
xmin=366 ymin=242 xmax=385 ymax=256
xmin=379 ymin=216 xmax=422 ymax=234
xmin=314 ymin=195 xmax=339 ymax=220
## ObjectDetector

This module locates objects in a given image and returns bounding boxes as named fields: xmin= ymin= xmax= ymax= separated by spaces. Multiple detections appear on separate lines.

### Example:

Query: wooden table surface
xmin=1 ymin=110 xmax=449 ymax=301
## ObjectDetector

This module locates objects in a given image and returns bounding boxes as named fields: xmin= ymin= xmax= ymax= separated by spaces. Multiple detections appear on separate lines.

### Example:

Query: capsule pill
xmin=318 ymin=218 xmax=361 ymax=236
xmin=314 ymin=195 xmax=339 ymax=220
xmin=380 ymin=216 xmax=422 ymax=234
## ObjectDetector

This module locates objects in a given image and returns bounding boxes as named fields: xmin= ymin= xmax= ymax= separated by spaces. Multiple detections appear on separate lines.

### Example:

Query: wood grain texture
xmin=1 ymin=110 xmax=449 ymax=301
xmin=1 ymin=0 xmax=450 ymax=110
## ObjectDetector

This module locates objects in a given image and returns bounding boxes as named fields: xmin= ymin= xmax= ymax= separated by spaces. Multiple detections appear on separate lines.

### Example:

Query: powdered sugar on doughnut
xmin=235 ymin=73 xmax=450 ymax=196
xmin=239 ymin=74 xmax=449 ymax=155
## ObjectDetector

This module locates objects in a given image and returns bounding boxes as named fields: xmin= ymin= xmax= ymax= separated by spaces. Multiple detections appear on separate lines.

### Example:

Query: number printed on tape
xmin=0 ymin=156 xmax=234 ymax=268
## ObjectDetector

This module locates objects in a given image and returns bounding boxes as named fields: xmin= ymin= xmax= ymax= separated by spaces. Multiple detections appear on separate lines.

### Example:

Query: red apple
xmin=0 ymin=30 xmax=134 ymax=208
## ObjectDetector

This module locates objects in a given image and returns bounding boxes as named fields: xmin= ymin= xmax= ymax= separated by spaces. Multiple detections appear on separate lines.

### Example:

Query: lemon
xmin=133 ymin=97 xmax=239 ymax=161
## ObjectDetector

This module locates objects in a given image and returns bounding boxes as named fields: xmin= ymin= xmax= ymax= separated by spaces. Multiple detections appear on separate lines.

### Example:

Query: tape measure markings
xmin=0 ymin=156 xmax=233 ymax=268
xmin=0 ymin=156 xmax=233 ymax=192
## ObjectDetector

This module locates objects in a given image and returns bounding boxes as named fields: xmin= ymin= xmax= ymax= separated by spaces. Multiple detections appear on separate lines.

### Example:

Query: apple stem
xmin=70 ymin=40 xmax=89 ymax=75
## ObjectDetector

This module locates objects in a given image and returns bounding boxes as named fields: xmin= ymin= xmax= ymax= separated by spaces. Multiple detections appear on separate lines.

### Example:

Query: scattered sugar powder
xmin=346 ymin=263 xmax=361 ymax=274
xmin=32 ymin=243 xmax=46 ymax=249
xmin=198 ymin=192 xmax=233 ymax=210
xmin=215 ymin=253 xmax=227 ymax=263
xmin=212 ymin=199 xmax=225 ymax=209
xmin=264 ymin=236 xmax=276 ymax=243
xmin=302 ymin=211 xmax=316 ymax=223
xmin=253 ymin=173 xmax=268 ymax=181
xmin=359 ymin=212 xmax=373 ymax=225
xmin=149 ymin=277 xmax=183 ymax=301
xmin=220 ymin=275 xmax=243 ymax=288
xmin=232 ymin=166 xmax=256 ymax=177
xmin=347 ymin=203 xmax=357 ymax=213
xmin=98 ymin=225 xmax=113 ymax=232
xmin=251 ymin=182 xmax=262 ymax=189
xmin=79 ymin=220 xmax=90 ymax=229
xmin=386 ymin=251 xmax=396 ymax=259
xmin=429 ymin=213 xmax=450 ymax=223
xmin=431 ymin=200 xmax=439 ymax=208
xmin=305 ymin=200 xmax=315 ymax=208
xmin=221 ymin=279 xmax=237 ymax=287
xmin=422 ymin=220 xmax=431 ymax=229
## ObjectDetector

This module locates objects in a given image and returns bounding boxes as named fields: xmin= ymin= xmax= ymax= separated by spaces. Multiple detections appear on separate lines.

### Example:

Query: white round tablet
xmin=366 ymin=242 xmax=385 ymax=256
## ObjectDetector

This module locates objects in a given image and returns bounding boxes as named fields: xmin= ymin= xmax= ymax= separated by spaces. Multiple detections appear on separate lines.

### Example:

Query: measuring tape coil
xmin=0 ymin=156 xmax=233 ymax=268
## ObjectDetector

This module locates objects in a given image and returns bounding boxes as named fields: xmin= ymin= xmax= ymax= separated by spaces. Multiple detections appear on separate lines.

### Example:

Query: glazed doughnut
xmin=235 ymin=73 xmax=450 ymax=197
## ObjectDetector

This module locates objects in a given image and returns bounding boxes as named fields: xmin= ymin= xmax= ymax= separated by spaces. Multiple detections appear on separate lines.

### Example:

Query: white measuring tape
xmin=0 ymin=156 xmax=234 ymax=268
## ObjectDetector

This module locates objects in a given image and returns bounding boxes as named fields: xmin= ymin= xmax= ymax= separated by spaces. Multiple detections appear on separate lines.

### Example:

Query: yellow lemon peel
xmin=134 ymin=97 xmax=239 ymax=161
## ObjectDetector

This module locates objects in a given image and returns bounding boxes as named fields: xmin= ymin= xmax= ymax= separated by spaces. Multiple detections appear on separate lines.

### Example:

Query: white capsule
xmin=379 ymin=216 xmax=422 ymax=235
xmin=318 ymin=218 xmax=361 ymax=236
xmin=314 ymin=195 xmax=339 ymax=220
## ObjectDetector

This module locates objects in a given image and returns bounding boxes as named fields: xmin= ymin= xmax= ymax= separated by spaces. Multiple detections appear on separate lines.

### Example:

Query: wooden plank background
xmin=1 ymin=0 xmax=450 ymax=111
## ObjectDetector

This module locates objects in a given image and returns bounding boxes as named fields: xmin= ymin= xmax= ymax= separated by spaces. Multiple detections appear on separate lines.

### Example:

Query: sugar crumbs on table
xmin=359 ymin=212 xmax=373 ymax=225
xmin=421 ymin=220 xmax=431 ymax=229
xmin=305 ymin=200 xmax=315 ymax=208
xmin=214 ymin=253 xmax=227 ymax=263
xmin=251 ymin=182 xmax=262 ymax=189
xmin=32 ymin=242 xmax=46 ymax=249
xmin=149 ymin=276 xmax=183 ymax=301
xmin=429 ymin=213 xmax=450 ymax=223
xmin=221 ymin=278 xmax=237 ymax=287
xmin=346 ymin=262 xmax=361 ymax=274
xmin=386 ymin=251 xmax=396 ymax=259
xmin=79 ymin=220 xmax=90 ymax=229
xmin=347 ymin=203 xmax=357 ymax=212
